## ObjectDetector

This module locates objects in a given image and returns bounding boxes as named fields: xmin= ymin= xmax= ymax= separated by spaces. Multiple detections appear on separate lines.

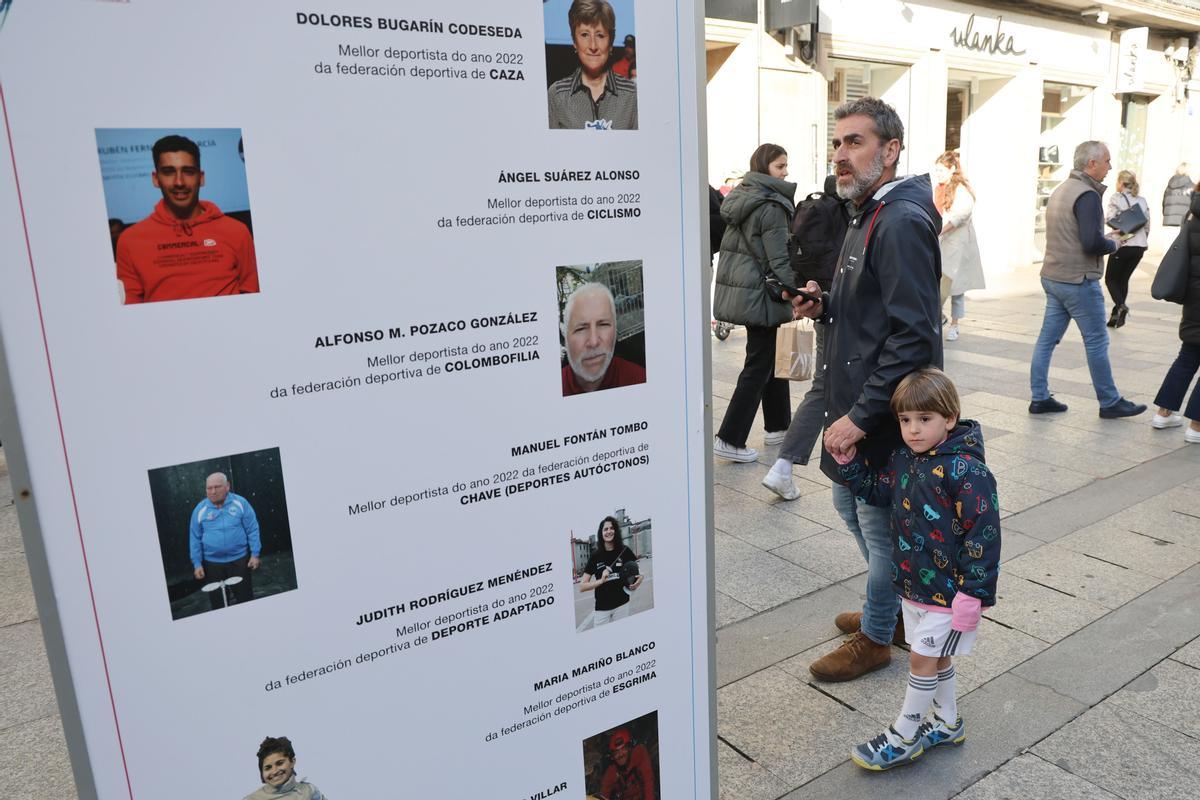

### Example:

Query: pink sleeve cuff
xmin=950 ymin=593 xmax=982 ymax=632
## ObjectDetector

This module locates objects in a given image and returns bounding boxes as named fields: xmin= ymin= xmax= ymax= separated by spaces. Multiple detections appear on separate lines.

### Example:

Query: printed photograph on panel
xmin=242 ymin=735 xmax=329 ymax=800
xmin=544 ymin=0 xmax=638 ymax=130
xmin=572 ymin=507 xmax=653 ymax=632
xmin=96 ymin=127 xmax=259 ymax=304
xmin=148 ymin=447 xmax=296 ymax=620
xmin=583 ymin=711 xmax=660 ymax=800
xmin=557 ymin=261 xmax=646 ymax=397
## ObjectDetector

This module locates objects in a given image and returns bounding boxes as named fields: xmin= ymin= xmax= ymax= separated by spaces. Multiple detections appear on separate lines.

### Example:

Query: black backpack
xmin=708 ymin=186 xmax=726 ymax=257
xmin=788 ymin=190 xmax=848 ymax=291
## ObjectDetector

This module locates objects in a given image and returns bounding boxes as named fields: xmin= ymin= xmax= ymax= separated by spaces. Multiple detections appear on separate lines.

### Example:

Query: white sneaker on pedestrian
xmin=1185 ymin=427 xmax=1200 ymax=444
xmin=945 ymin=323 xmax=959 ymax=341
xmin=1152 ymin=413 xmax=1185 ymax=429
xmin=761 ymin=469 xmax=800 ymax=500
xmin=714 ymin=437 xmax=759 ymax=463
xmin=763 ymin=430 xmax=787 ymax=446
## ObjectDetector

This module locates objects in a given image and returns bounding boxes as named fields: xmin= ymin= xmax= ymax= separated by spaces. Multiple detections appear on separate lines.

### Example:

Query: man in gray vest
xmin=1029 ymin=141 xmax=1146 ymax=419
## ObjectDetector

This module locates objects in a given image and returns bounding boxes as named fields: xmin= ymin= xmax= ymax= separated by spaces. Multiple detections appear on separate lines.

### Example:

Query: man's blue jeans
xmin=831 ymin=484 xmax=898 ymax=646
xmin=1030 ymin=277 xmax=1121 ymax=408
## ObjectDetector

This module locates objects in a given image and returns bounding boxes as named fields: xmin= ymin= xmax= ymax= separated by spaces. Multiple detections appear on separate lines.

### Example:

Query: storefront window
xmin=1035 ymin=82 xmax=1093 ymax=259
xmin=945 ymin=86 xmax=968 ymax=151
xmin=704 ymin=0 xmax=755 ymax=23
xmin=1118 ymin=94 xmax=1149 ymax=181
xmin=826 ymin=59 xmax=911 ymax=173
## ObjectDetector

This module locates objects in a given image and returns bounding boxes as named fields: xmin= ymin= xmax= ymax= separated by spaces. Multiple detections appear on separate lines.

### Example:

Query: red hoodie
xmin=116 ymin=200 xmax=259 ymax=303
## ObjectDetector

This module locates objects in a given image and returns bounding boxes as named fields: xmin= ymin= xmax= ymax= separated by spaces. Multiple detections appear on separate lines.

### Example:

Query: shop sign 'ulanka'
xmin=949 ymin=12 xmax=1026 ymax=57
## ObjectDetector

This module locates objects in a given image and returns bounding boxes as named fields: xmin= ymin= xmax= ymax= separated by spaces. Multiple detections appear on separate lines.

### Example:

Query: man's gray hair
xmin=561 ymin=282 xmax=616 ymax=336
xmin=833 ymin=96 xmax=905 ymax=150
xmin=206 ymin=472 xmax=229 ymax=486
xmin=1073 ymin=141 xmax=1108 ymax=171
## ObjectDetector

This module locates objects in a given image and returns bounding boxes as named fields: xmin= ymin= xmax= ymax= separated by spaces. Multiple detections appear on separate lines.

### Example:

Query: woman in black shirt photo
xmin=579 ymin=515 xmax=644 ymax=627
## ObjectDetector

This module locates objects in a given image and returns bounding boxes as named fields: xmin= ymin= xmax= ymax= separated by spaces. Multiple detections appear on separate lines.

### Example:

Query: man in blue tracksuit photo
xmin=190 ymin=472 xmax=261 ymax=609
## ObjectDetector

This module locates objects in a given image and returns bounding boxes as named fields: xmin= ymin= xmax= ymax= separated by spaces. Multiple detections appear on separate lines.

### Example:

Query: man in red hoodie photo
xmin=116 ymin=135 xmax=259 ymax=304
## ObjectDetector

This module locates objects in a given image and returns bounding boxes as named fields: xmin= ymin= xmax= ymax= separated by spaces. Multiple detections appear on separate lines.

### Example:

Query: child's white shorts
xmin=901 ymin=599 xmax=977 ymax=657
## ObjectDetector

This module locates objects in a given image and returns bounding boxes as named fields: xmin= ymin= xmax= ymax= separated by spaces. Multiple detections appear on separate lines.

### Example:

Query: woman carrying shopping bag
xmin=712 ymin=144 xmax=796 ymax=462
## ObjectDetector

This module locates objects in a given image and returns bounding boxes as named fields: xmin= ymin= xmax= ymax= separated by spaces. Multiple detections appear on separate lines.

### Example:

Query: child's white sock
xmin=894 ymin=672 xmax=938 ymax=739
xmin=932 ymin=664 xmax=957 ymax=723
xmin=770 ymin=458 xmax=791 ymax=476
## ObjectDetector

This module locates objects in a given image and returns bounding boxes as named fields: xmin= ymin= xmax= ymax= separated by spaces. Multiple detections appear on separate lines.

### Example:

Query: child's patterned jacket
xmin=838 ymin=420 xmax=1001 ymax=624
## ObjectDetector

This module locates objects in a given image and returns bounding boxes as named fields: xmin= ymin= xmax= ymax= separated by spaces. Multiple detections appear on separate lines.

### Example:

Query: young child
xmin=833 ymin=367 xmax=1000 ymax=771
xmin=244 ymin=736 xmax=327 ymax=799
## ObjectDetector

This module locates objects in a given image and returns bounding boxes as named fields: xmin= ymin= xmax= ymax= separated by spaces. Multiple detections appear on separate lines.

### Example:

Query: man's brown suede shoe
xmin=809 ymin=632 xmax=892 ymax=682
xmin=833 ymin=611 xmax=907 ymax=646
xmin=834 ymin=611 xmax=863 ymax=634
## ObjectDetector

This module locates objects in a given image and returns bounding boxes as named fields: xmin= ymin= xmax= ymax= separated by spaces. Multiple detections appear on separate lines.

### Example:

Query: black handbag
xmin=1107 ymin=194 xmax=1148 ymax=234
xmin=1151 ymin=218 xmax=1191 ymax=304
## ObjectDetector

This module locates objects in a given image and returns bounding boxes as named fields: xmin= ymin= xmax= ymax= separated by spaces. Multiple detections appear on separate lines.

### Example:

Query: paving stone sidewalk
xmin=2 ymin=267 xmax=1199 ymax=798
xmin=711 ymin=265 xmax=1200 ymax=799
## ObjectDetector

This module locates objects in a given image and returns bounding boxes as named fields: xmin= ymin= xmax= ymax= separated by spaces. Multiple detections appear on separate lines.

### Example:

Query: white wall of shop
xmin=705 ymin=25 xmax=826 ymax=194
xmin=962 ymin=70 xmax=1043 ymax=271
xmin=706 ymin=25 xmax=765 ymax=187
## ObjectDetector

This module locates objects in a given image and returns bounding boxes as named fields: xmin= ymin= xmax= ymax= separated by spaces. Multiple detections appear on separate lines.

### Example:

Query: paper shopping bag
xmin=774 ymin=321 xmax=815 ymax=381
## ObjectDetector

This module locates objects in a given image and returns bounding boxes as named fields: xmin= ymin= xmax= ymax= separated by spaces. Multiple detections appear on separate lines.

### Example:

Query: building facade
xmin=706 ymin=0 xmax=1200 ymax=275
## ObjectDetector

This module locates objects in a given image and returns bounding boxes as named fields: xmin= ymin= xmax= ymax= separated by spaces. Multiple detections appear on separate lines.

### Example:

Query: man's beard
xmin=568 ymin=346 xmax=614 ymax=384
xmin=836 ymin=147 xmax=887 ymax=201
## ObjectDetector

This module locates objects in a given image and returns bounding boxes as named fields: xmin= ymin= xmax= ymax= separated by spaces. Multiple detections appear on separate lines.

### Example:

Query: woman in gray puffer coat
xmin=1151 ymin=187 xmax=1200 ymax=443
xmin=1162 ymin=163 xmax=1194 ymax=227
xmin=712 ymin=143 xmax=797 ymax=462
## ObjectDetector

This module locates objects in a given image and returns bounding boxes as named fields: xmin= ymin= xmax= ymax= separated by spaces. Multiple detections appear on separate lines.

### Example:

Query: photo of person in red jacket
xmin=583 ymin=711 xmax=659 ymax=800
xmin=115 ymin=134 xmax=259 ymax=304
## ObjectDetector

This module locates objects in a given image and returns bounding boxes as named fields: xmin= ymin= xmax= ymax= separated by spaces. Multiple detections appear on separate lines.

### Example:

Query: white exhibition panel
xmin=0 ymin=2 xmax=712 ymax=798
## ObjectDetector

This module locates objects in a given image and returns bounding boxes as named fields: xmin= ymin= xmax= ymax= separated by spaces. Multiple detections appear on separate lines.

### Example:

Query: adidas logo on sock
xmin=904 ymin=713 xmax=922 ymax=721
xmin=921 ymin=636 xmax=936 ymax=647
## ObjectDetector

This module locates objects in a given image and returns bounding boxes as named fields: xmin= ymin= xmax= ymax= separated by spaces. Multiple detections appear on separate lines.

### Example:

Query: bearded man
xmin=788 ymin=97 xmax=943 ymax=682
xmin=561 ymin=282 xmax=646 ymax=395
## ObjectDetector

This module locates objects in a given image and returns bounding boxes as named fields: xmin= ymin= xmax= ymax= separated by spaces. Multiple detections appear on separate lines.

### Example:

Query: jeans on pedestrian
xmin=831 ymin=484 xmax=898 ymax=646
xmin=949 ymin=293 xmax=965 ymax=320
xmin=1030 ymin=277 xmax=1122 ymax=408
xmin=1153 ymin=342 xmax=1200 ymax=421
xmin=779 ymin=324 xmax=825 ymax=465
xmin=717 ymin=325 xmax=792 ymax=448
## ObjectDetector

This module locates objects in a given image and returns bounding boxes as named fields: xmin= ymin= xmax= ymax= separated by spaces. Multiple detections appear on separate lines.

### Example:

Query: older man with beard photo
xmin=561 ymin=282 xmax=646 ymax=396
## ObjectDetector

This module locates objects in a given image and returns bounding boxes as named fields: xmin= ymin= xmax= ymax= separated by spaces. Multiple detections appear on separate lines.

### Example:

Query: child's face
xmin=260 ymin=752 xmax=295 ymax=788
xmin=897 ymin=409 xmax=956 ymax=453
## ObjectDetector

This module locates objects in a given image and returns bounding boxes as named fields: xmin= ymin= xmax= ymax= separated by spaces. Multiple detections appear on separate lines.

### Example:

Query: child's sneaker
xmin=849 ymin=727 xmax=924 ymax=771
xmin=916 ymin=714 xmax=966 ymax=750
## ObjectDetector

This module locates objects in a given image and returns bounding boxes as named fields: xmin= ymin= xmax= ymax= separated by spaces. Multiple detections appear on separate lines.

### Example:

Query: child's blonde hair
xmin=890 ymin=367 xmax=961 ymax=420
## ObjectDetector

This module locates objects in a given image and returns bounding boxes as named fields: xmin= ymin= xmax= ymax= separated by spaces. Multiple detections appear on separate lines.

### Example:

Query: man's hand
xmin=194 ymin=566 xmax=205 ymax=580
xmin=824 ymin=415 xmax=866 ymax=458
xmin=248 ymin=556 xmax=261 ymax=571
xmin=784 ymin=279 xmax=823 ymax=320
